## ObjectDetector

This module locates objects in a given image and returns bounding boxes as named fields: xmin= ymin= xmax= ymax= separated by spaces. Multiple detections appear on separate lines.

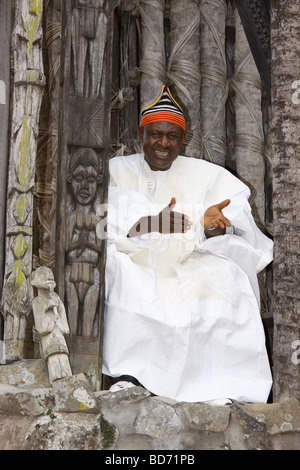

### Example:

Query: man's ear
xmin=138 ymin=126 xmax=144 ymax=140
xmin=181 ymin=130 xmax=187 ymax=143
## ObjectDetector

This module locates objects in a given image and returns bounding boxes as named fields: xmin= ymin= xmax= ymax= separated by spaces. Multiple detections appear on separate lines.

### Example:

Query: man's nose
xmin=160 ymin=134 xmax=169 ymax=146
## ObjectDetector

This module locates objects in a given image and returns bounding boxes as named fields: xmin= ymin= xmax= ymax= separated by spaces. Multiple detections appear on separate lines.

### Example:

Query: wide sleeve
xmin=197 ymin=165 xmax=273 ymax=274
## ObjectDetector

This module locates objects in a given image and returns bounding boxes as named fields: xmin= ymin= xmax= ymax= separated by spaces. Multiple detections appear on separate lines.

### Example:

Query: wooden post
xmin=119 ymin=1 xmax=140 ymax=154
xmin=0 ymin=0 xmax=12 ymax=340
xmin=56 ymin=0 xmax=113 ymax=390
xmin=200 ymin=0 xmax=227 ymax=166
xmin=270 ymin=0 xmax=300 ymax=402
xmin=168 ymin=0 xmax=201 ymax=158
xmin=137 ymin=0 xmax=166 ymax=110
xmin=233 ymin=9 xmax=265 ymax=227
xmin=2 ymin=0 xmax=45 ymax=360
xmin=34 ymin=0 xmax=63 ymax=271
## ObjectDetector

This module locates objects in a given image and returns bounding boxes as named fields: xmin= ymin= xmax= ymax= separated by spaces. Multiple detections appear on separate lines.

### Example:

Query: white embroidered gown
xmin=102 ymin=154 xmax=273 ymax=403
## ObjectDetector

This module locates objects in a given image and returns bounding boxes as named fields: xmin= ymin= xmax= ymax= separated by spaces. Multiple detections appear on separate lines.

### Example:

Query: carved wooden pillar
xmin=119 ymin=1 xmax=140 ymax=154
xmin=234 ymin=9 xmax=265 ymax=227
xmin=56 ymin=0 xmax=113 ymax=389
xmin=137 ymin=0 xmax=166 ymax=109
xmin=0 ymin=0 xmax=12 ymax=341
xmin=35 ymin=0 xmax=62 ymax=271
xmin=200 ymin=0 xmax=227 ymax=166
xmin=2 ymin=0 xmax=45 ymax=360
xmin=168 ymin=0 xmax=201 ymax=158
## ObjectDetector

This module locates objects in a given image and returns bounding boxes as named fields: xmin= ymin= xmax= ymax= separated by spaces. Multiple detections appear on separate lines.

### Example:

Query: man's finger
xmin=215 ymin=199 xmax=230 ymax=211
xmin=216 ymin=213 xmax=231 ymax=227
xmin=171 ymin=211 xmax=192 ymax=225
xmin=170 ymin=210 xmax=186 ymax=220
xmin=168 ymin=197 xmax=176 ymax=210
xmin=171 ymin=216 xmax=192 ymax=232
xmin=170 ymin=221 xmax=191 ymax=233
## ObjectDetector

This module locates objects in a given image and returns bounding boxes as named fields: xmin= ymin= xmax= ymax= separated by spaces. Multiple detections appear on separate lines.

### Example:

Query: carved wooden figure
xmin=65 ymin=147 xmax=102 ymax=337
xmin=71 ymin=0 xmax=107 ymax=99
xmin=31 ymin=266 xmax=72 ymax=384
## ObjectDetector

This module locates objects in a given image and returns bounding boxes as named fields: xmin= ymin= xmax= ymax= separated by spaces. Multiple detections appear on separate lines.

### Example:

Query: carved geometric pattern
xmin=68 ymin=95 xmax=105 ymax=148
xmin=12 ymin=234 xmax=28 ymax=259
xmin=13 ymin=194 xmax=30 ymax=225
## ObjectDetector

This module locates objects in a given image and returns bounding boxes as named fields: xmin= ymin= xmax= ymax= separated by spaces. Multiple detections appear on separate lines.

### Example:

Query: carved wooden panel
xmin=56 ymin=0 xmax=113 ymax=389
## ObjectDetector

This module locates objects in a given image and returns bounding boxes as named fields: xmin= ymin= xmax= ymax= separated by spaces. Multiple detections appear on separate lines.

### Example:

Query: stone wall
xmin=0 ymin=360 xmax=300 ymax=451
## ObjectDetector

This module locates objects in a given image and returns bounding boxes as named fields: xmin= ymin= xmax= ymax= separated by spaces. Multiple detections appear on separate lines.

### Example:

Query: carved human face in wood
xmin=68 ymin=147 xmax=101 ymax=206
xmin=138 ymin=121 xmax=187 ymax=171
xmin=31 ymin=266 xmax=56 ymax=291
xmin=70 ymin=164 xmax=98 ymax=206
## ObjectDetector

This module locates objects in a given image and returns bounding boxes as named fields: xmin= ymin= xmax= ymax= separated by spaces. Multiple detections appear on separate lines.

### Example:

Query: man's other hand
xmin=127 ymin=197 xmax=192 ymax=237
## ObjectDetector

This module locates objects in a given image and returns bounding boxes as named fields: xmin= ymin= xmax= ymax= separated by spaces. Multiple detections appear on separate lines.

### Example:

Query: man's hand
xmin=157 ymin=197 xmax=192 ymax=234
xmin=203 ymin=199 xmax=231 ymax=238
xmin=127 ymin=197 xmax=192 ymax=237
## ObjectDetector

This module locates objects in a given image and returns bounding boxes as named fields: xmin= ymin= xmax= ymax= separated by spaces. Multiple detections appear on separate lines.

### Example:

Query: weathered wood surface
xmin=168 ymin=0 xmax=201 ymax=158
xmin=270 ymin=0 xmax=300 ymax=402
xmin=233 ymin=9 xmax=265 ymax=228
xmin=2 ymin=0 xmax=45 ymax=360
xmin=56 ymin=0 xmax=113 ymax=389
xmin=137 ymin=0 xmax=166 ymax=109
xmin=200 ymin=0 xmax=227 ymax=166
xmin=34 ymin=0 xmax=62 ymax=271
xmin=118 ymin=1 xmax=141 ymax=154
xmin=234 ymin=0 xmax=271 ymax=94
xmin=0 ymin=0 xmax=12 ymax=341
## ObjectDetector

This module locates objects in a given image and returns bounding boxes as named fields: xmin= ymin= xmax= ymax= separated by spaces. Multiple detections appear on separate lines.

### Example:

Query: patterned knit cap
xmin=140 ymin=84 xmax=185 ymax=130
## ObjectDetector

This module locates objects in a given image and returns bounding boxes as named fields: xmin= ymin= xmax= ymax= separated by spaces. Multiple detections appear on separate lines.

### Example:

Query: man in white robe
xmin=102 ymin=85 xmax=273 ymax=404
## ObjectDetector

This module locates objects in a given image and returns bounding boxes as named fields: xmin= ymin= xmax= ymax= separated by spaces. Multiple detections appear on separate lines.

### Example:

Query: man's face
xmin=138 ymin=121 xmax=186 ymax=171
